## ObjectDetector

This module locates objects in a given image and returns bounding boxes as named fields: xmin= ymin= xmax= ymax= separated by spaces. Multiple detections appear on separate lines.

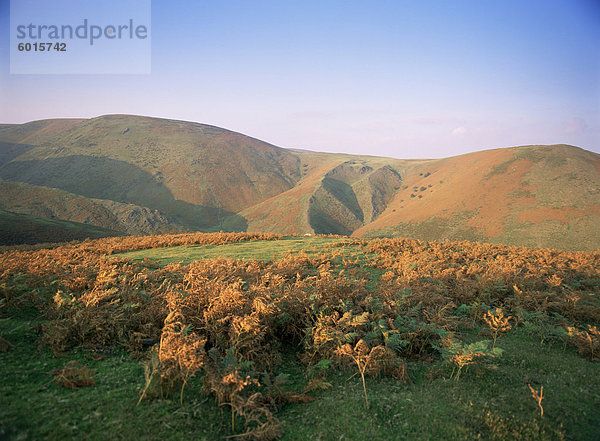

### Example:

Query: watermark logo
xmin=10 ymin=0 xmax=151 ymax=74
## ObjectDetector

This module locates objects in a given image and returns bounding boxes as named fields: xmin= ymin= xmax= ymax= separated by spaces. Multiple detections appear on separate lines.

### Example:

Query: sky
xmin=1 ymin=0 xmax=599 ymax=159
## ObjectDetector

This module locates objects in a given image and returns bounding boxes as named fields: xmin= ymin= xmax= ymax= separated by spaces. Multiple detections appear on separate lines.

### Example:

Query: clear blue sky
xmin=1 ymin=0 xmax=598 ymax=158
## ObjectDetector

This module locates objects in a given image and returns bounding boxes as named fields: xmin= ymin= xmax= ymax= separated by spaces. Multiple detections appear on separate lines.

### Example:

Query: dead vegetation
xmin=1 ymin=232 xmax=599 ymax=439
xmin=51 ymin=360 xmax=97 ymax=390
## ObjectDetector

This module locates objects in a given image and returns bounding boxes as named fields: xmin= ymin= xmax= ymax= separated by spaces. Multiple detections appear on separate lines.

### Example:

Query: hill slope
xmin=0 ymin=209 xmax=119 ymax=245
xmin=0 ymin=115 xmax=598 ymax=250
xmin=354 ymin=144 xmax=600 ymax=250
xmin=0 ymin=179 xmax=181 ymax=235
xmin=236 ymin=152 xmax=410 ymax=235
xmin=0 ymin=115 xmax=302 ymax=230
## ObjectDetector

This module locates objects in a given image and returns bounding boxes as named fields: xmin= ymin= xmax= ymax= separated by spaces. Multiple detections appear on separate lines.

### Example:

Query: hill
xmin=235 ymin=152 xmax=412 ymax=235
xmin=0 ymin=115 xmax=598 ymax=250
xmin=354 ymin=144 xmax=600 ymax=251
xmin=0 ymin=179 xmax=183 ymax=235
xmin=0 ymin=115 xmax=302 ymax=230
xmin=0 ymin=208 xmax=119 ymax=245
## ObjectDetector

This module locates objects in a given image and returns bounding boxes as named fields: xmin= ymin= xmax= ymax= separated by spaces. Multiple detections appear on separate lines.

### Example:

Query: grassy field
xmin=1 ymin=234 xmax=599 ymax=440
xmin=2 ymin=317 xmax=597 ymax=440
xmin=116 ymin=236 xmax=352 ymax=265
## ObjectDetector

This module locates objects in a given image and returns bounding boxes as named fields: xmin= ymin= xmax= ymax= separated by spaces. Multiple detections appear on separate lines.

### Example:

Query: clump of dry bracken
xmin=484 ymin=308 xmax=512 ymax=348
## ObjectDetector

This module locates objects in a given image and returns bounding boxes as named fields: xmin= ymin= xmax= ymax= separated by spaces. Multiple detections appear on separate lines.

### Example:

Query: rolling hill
xmin=0 ymin=208 xmax=119 ymax=245
xmin=353 ymin=144 xmax=600 ymax=251
xmin=235 ymin=152 xmax=412 ymax=235
xmin=0 ymin=115 xmax=301 ymax=230
xmin=0 ymin=179 xmax=181 ymax=235
xmin=0 ymin=115 xmax=598 ymax=250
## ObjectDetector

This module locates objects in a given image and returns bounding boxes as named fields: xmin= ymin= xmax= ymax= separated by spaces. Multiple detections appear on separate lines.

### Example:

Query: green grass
xmin=279 ymin=327 xmax=599 ymax=441
xmin=0 ymin=315 xmax=229 ymax=441
xmin=2 ymin=316 xmax=597 ymax=441
xmin=115 ymin=236 xmax=352 ymax=265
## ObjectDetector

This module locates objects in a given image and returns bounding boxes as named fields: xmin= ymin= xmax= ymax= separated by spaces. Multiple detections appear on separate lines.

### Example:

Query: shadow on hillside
xmin=0 ymin=142 xmax=36 ymax=167
xmin=0 ymin=155 xmax=247 ymax=232
xmin=0 ymin=208 xmax=121 ymax=245
xmin=321 ymin=177 xmax=364 ymax=222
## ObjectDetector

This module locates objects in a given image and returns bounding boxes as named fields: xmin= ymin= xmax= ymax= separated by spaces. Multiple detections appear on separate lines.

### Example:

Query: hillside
xmin=0 ymin=115 xmax=598 ymax=250
xmin=0 ymin=209 xmax=119 ymax=245
xmin=236 ymin=152 xmax=412 ymax=235
xmin=0 ymin=179 xmax=182 ymax=235
xmin=354 ymin=145 xmax=600 ymax=251
xmin=0 ymin=115 xmax=302 ymax=230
